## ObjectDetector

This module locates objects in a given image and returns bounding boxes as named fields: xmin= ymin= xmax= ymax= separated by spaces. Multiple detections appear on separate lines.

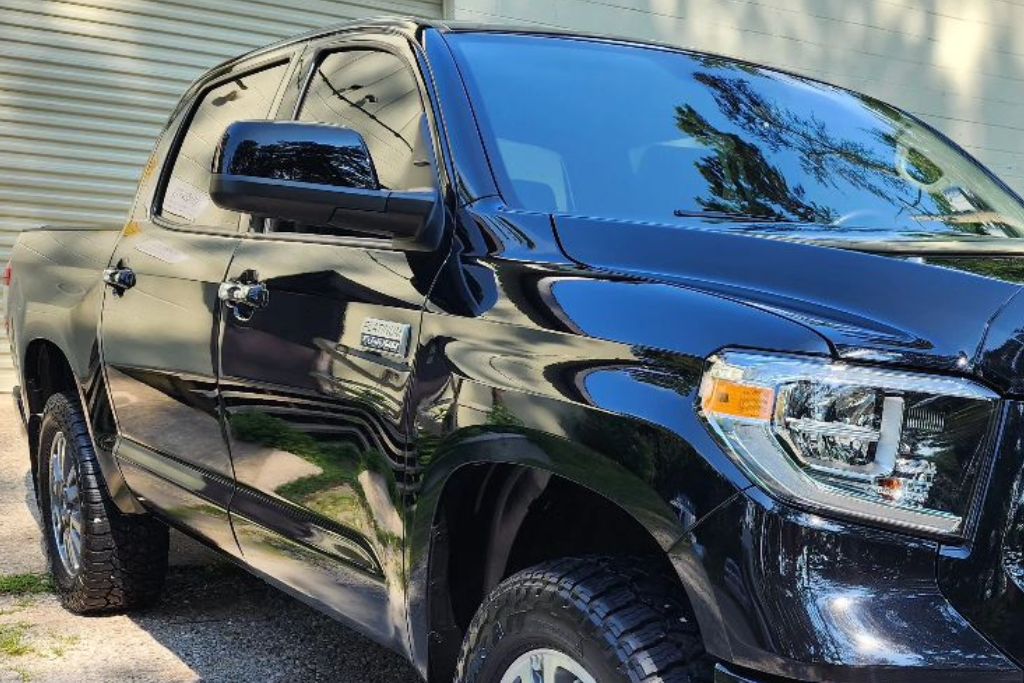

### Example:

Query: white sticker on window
xmin=163 ymin=177 xmax=210 ymax=222
xmin=136 ymin=239 xmax=187 ymax=264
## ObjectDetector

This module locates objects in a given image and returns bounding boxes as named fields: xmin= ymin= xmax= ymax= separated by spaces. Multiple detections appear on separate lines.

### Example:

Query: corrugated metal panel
xmin=0 ymin=0 xmax=443 ymax=388
xmin=452 ymin=0 xmax=1024 ymax=195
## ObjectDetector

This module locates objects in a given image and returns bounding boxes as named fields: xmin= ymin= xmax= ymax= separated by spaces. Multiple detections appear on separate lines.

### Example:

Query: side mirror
xmin=209 ymin=120 xmax=438 ymax=240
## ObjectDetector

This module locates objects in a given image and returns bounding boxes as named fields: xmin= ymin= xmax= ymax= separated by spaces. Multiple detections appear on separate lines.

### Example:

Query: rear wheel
xmin=38 ymin=392 xmax=169 ymax=613
xmin=455 ymin=556 xmax=714 ymax=683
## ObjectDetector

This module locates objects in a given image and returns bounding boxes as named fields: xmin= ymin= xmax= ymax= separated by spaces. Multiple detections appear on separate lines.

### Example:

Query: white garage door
xmin=0 ymin=0 xmax=442 ymax=388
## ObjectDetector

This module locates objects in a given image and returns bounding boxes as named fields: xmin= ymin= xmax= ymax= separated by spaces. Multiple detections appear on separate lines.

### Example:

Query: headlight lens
xmin=699 ymin=351 xmax=998 ymax=536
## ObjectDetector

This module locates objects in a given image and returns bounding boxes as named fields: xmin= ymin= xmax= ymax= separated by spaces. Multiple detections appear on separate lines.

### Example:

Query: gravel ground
xmin=0 ymin=401 xmax=46 ymax=577
xmin=0 ymin=401 xmax=421 ymax=682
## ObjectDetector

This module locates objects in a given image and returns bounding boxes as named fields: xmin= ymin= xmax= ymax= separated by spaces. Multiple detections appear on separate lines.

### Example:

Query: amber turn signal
xmin=701 ymin=378 xmax=774 ymax=421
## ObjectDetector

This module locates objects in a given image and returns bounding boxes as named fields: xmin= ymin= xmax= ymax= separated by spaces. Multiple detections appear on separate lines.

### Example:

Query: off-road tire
xmin=38 ymin=392 xmax=169 ymax=613
xmin=454 ymin=556 xmax=714 ymax=683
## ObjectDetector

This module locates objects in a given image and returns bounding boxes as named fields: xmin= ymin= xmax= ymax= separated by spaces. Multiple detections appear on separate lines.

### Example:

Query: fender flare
xmin=405 ymin=424 xmax=730 ymax=678
xmin=20 ymin=336 xmax=143 ymax=515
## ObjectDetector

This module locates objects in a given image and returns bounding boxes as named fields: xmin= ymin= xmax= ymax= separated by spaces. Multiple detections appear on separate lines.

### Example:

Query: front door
xmin=218 ymin=39 xmax=444 ymax=648
xmin=101 ymin=55 xmax=293 ymax=554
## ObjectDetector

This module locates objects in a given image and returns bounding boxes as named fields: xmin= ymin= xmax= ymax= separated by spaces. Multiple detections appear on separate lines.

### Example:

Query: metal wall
xmin=0 ymin=0 xmax=442 ymax=389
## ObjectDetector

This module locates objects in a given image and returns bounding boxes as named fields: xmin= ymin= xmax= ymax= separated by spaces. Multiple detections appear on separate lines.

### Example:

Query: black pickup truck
xmin=8 ymin=17 xmax=1024 ymax=683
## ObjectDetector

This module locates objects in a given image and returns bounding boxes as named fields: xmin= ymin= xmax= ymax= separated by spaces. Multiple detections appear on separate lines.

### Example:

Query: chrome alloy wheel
xmin=499 ymin=649 xmax=597 ymax=683
xmin=49 ymin=431 xmax=83 ymax=576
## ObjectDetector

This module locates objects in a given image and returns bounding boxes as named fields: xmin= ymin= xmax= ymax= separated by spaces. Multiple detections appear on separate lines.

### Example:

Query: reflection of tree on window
xmin=675 ymin=104 xmax=836 ymax=223
xmin=686 ymin=68 xmax=1020 ymax=234
xmin=692 ymin=72 xmax=897 ymax=192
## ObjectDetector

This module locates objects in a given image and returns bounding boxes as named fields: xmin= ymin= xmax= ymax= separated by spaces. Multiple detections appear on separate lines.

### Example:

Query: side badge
xmin=360 ymin=318 xmax=412 ymax=357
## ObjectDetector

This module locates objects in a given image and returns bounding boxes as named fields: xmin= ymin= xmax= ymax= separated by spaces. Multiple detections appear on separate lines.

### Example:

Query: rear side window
xmin=160 ymin=62 xmax=288 ymax=231
xmin=298 ymin=50 xmax=433 ymax=192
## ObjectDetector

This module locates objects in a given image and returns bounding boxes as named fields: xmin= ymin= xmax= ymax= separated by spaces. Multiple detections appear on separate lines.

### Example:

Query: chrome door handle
xmin=102 ymin=263 xmax=135 ymax=295
xmin=218 ymin=270 xmax=268 ymax=322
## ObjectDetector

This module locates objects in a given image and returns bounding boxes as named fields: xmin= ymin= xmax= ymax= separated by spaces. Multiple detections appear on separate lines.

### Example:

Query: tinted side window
xmin=161 ymin=62 xmax=288 ymax=230
xmin=298 ymin=50 xmax=433 ymax=192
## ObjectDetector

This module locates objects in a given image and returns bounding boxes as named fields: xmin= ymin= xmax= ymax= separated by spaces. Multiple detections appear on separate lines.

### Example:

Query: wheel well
xmin=426 ymin=462 xmax=694 ymax=681
xmin=22 ymin=339 xmax=78 ymax=483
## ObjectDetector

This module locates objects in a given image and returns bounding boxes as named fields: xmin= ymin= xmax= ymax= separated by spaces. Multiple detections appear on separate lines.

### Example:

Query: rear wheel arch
xmin=22 ymin=339 xmax=80 ymax=487
xmin=23 ymin=339 xmax=79 ymax=413
xmin=423 ymin=459 xmax=706 ymax=682
xmin=21 ymin=338 xmax=140 ymax=514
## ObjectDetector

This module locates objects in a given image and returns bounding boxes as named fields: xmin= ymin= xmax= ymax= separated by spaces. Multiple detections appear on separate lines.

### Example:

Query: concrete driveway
xmin=0 ymin=401 xmax=421 ymax=682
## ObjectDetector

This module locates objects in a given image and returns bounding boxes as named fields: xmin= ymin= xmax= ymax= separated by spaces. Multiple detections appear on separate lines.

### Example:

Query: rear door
xmin=100 ymin=52 xmax=296 ymax=554
xmin=218 ymin=35 xmax=445 ymax=646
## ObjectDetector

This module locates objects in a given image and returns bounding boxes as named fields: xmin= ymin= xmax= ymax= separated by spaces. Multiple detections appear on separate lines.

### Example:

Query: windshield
xmin=449 ymin=33 xmax=1024 ymax=240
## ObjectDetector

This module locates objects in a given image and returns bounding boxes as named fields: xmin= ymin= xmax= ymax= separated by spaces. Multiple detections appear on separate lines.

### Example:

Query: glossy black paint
xmin=555 ymin=214 xmax=1023 ymax=373
xmin=215 ymin=29 xmax=447 ymax=655
xmin=676 ymin=490 xmax=1019 ymax=682
xmin=6 ymin=17 xmax=1024 ymax=683
xmin=210 ymin=120 xmax=440 ymax=238
xmin=216 ymin=120 xmax=379 ymax=189
xmin=937 ymin=401 xmax=1024 ymax=671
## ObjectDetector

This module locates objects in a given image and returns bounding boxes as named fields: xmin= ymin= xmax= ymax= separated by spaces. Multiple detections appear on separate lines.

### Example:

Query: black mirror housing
xmin=210 ymin=120 xmax=438 ymax=242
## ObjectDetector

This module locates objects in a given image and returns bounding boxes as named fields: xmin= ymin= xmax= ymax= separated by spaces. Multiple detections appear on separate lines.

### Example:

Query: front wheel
xmin=455 ymin=557 xmax=714 ymax=683
xmin=38 ymin=392 xmax=169 ymax=613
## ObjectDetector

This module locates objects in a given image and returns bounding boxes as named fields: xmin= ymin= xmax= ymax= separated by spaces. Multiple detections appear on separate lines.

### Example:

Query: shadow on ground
xmin=123 ymin=554 xmax=422 ymax=682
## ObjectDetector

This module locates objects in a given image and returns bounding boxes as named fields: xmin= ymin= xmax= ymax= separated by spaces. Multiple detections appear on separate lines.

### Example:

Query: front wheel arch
xmin=420 ymin=457 xmax=706 ymax=682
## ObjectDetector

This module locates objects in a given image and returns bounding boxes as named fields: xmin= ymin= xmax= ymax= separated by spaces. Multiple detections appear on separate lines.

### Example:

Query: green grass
xmin=0 ymin=575 xmax=53 ymax=597
xmin=0 ymin=623 xmax=33 ymax=657
xmin=47 ymin=633 xmax=79 ymax=658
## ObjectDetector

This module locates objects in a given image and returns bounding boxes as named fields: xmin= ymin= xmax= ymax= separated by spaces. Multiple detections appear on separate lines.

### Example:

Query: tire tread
xmin=455 ymin=556 xmax=713 ymax=683
xmin=40 ymin=392 xmax=168 ymax=614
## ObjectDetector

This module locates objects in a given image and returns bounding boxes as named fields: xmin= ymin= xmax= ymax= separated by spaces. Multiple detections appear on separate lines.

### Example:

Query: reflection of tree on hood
xmin=675 ymin=104 xmax=836 ymax=223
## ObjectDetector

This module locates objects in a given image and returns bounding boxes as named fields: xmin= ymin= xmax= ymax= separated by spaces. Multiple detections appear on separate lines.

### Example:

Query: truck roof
xmin=215 ymin=15 xmax=722 ymax=75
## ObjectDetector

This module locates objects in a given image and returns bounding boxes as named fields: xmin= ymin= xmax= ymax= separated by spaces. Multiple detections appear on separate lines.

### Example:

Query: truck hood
xmin=553 ymin=215 xmax=1024 ymax=391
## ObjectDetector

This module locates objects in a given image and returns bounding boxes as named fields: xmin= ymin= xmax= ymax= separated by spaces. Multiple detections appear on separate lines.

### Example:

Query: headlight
xmin=698 ymin=351 xmax=998 ymax=537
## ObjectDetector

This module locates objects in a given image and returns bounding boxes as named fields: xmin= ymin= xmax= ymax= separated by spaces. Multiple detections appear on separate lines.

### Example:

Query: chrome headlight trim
xmin=698 ymin=351 xmax=999 ymax=537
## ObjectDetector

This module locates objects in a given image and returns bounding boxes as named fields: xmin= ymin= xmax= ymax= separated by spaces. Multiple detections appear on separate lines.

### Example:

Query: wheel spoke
xmin=531 ymin=654 xmax=544 ymax=683
xmin=55 ymin=436 xmax=65 ymax=477
xmin=67 ymin=527 xmax=81 ymax=572
xmin=62 ymin=442 xmax=74 ymax=484
xmin=543 ymin=656 xmax=557 ymax=683
xmin=500 ymin=649 xmax=595 ymax=683
xmin=47 ymin=431 xmax=83 ymax=577
xmin=64 ymin=483 xmax=79 ymax=506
